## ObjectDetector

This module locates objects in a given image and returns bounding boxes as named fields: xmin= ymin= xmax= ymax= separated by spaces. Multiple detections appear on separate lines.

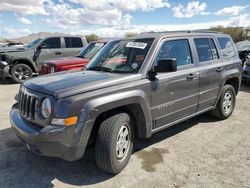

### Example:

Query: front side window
xmin=65 ymin=37 xmax=83 ymax=48
xmin=78 ymin=42 xmax=105 ymax=59
xmin=194 ymin=38 xmax=219 ymax=63
xmin=156 ymin=39 xmax=192 ymax=67
xmin=86 ymin=38 xmax=154 ymax=73
xmin=218 ymin=37 xmax=236 ymax=59
xmin=43 ymin=37 xmax=61 ymax=49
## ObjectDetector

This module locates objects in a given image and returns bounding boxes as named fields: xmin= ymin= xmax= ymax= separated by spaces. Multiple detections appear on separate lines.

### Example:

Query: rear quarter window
xmin=218 ymin=37 xmax=236 ymax=59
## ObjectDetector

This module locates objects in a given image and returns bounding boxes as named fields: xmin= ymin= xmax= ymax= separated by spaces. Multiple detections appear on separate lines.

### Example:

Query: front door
xmin=35 ymin=37 xmax=64 ymax=70
xmin=150 ymin=38 xmax=199 ymax=130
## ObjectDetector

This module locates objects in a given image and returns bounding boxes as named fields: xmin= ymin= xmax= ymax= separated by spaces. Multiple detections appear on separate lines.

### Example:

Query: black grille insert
xmin=19 ymin=91 xmax=37 ymax=120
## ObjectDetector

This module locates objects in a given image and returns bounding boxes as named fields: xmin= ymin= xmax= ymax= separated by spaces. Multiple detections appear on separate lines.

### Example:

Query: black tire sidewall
xmin=10 ymin=64 xmax=33 ymax=83
xmin=110 ymin=115 xmax=133 ymax=173
xmin=219 ymin=85 xmax=236 ymax=118
xmin=95 ymin=112 xmax=134 ymax=174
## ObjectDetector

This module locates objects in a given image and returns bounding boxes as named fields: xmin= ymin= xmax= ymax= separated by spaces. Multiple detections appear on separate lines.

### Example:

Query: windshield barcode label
xmin=126 ymin=42 xmax=147 ymax=49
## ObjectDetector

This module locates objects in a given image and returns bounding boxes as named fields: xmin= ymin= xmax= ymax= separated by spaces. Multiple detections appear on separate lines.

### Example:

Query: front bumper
xmin=10 ymin=104 xmax=85 ymax=161
xmin=0 ymin=61 xmax=10 ymax=80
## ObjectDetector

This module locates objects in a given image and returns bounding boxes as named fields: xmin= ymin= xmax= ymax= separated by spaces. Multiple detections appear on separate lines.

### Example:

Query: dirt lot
xmin=0 ymin=79 xmax=250 ymax=188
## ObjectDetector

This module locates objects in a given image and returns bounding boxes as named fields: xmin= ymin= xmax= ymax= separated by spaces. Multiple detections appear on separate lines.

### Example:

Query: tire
xmin=10 ymin=63 xmax=33 ymax=83
xmin=95 ymin=112 xmax=134 ymax=174
xmin=211 ymin=85 xmax=236 ymax=120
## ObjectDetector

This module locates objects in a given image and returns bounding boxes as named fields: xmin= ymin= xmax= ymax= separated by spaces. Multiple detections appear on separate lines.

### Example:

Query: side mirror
xmin=148 ymin=59 xmax=177 ymax=80
xmin=155 ymin=59 xmax=177 ymax=73
xmin=38 ymin=43 xmax=47 ymax=49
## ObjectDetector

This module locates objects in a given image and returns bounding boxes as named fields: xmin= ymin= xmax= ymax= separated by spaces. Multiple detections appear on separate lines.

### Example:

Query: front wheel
xmin=95 ymin=112 xmax=134 ymax=174
xmin=10 ymin=64 xmax=33 ymax=83
xmin=211 ymin=85 xmax=236 ymax=120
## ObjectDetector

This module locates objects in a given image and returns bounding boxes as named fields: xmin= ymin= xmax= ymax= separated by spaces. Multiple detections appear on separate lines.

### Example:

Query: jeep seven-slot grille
xmin=19 ymin=91 xmax=37 ymax=120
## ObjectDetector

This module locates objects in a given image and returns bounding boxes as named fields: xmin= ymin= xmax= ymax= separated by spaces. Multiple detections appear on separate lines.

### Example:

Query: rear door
xmin=193 ymin=37 xmax=223 ymax=112
xmin=150 ymin=38 xmax=199 ymax=130
xmin=62 ymin=37 xmax=85 ymax=57
xmin=35 ymin=37 xmax=64 ymax=70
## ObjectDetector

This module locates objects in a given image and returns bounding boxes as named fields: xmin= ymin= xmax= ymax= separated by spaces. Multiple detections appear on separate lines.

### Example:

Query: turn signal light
xmin=64 ymin=116 xmax=78 ymax=126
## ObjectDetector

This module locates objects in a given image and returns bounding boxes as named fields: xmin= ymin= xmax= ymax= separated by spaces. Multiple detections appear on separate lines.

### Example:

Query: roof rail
xmin=186 ymin=29 xmax=224 ymax=34
xmin=141 ymin=29 xmax=224 ymax=34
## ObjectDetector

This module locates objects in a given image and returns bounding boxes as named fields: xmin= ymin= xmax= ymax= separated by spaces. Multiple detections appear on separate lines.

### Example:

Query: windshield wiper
xmin=87 ymin=66 xmax=113 ymax=72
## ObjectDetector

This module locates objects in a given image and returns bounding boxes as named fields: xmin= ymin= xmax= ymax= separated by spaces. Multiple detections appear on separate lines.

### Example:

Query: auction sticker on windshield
xmin=95 ymin=43 xmax=104 ymax=47
xmin=126 ymin=42 xmax=147 ymax=49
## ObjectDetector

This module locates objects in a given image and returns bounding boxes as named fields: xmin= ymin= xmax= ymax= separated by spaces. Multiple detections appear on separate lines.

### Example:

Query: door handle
xmin=186 ymin=73 xmax=197 ymax=80
xmin=216 ymin=67 xmax=224 ymax=72
xmin=55 ymin=52 xmax=62 ymax=55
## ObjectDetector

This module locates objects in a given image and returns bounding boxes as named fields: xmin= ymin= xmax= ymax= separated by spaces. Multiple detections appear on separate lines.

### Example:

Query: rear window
xmin=194 ymin=38 xmax=219 ymax=63
xmin=65 ymin=37 xmax=83 ymax=48
xmin=218 ymin=37 xmax=236 ymax=59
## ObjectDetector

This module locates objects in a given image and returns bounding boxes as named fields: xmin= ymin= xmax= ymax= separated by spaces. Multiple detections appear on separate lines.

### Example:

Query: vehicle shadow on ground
xmin=240 ymin=85 xmax=250 ymax=94
xmin=0 ymin=78 xmax=17 ymax=85
xmin=0 ymin=114 xmax=218 ymax=188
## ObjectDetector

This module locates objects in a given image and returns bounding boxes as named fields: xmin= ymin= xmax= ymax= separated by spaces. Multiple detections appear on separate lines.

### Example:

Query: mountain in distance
xmin=1 ymin=32 xmax=116 ymax=44
xmin=10 ymin=32 xmax=66 ymax=43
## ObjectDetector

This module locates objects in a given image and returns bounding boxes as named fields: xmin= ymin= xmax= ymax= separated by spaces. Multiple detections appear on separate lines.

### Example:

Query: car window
xmin=42 ymin=37 xmax=61 ymax=49
xmin=156 ymin=39 xmax=192 ymax=67
xmin=194 ymin=38 xmax=219 ymax=63
xmin=65 ymin=37 xmax=83 ymax=48
xmin=218 ymin=37 xmax=236 ymax=59
xmin=78 ymin=42 xmax=105 ymax=59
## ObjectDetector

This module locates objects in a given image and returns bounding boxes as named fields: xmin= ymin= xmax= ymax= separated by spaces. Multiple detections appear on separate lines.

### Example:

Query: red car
xmin=39 ymin=41 xmax=107 ymax=75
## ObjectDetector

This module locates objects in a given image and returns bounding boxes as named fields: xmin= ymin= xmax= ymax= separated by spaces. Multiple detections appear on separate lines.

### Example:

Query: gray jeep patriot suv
xmin=0 ymin=35 xmax=87 ymax=83
xmin=10 ymin=31 xmax=242 ymax=174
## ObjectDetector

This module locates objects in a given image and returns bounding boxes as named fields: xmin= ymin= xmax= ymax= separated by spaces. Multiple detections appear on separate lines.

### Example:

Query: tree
xmin=85 ymin=34 xmax=99 ymax=43
xmin=210 ymin=26 xmax=250 ymax=42
xmin=125 ymin=32 xmax=138 ymax=37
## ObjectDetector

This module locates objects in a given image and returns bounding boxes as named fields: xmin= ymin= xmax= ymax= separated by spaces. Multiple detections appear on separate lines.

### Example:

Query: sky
xmin=0 ymin=0 xmax=249 ymax=39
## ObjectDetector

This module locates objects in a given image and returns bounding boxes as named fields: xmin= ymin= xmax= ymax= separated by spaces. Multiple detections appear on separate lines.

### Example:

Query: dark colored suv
xmin=10 ymin=31 xmax=241 ymax=174
xmin=0 ymin=35 xmax=87 ymax=83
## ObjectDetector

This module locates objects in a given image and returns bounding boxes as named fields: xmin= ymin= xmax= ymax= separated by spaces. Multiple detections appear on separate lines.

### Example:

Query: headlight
xmin=41 ymin=98 xmax=51 ymax=119
xmin=50 ymin=66 xmax=55 ymax=73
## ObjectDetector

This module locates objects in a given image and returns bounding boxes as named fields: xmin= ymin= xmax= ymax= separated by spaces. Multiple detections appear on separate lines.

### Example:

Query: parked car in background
xmin=39 ymin=41 xmax=107 ymax=75
xmin=1 ymin=42 xmax=25 ymax=48
xmin=235 ymin=40 xmax=250 ymax=84
xmin=0 ymin=35 xmax=87 ymax=83
xmin=10 ymin=31 xmax=241 ymax=174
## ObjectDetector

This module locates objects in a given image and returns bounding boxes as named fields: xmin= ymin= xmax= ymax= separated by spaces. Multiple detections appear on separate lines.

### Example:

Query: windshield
xmin=235 ymin=40 xmax=250 ymax=51
xmin=86 ymin=38 xmax=154 ymax=73
xmin=25 ymin=38 xmax=42 ymax=48
xmin=78 ymin=42 xmax=105 ymax=59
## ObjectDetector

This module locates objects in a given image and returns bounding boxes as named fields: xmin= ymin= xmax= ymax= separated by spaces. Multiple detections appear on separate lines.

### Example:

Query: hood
xmin=46 ymin=57 xmax=89 ymax=67
xmin=23 ymin=70 xmax=140 ymax=99
xmin=0 ymin=46 xmax=28 ymax=53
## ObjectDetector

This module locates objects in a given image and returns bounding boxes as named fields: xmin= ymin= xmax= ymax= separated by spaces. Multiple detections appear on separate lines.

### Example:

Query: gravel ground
xmin=0 ymin=79 xmax=250 ymax=188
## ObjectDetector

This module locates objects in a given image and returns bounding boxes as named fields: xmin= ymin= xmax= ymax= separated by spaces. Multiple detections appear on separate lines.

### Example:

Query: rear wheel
xmin=95 ymin=112 xmax=134 ymax=174
xmin=10 ymin=64 xmax=33 ymax=83
xmin=211 ymin=85 xmax=236 ymax=120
